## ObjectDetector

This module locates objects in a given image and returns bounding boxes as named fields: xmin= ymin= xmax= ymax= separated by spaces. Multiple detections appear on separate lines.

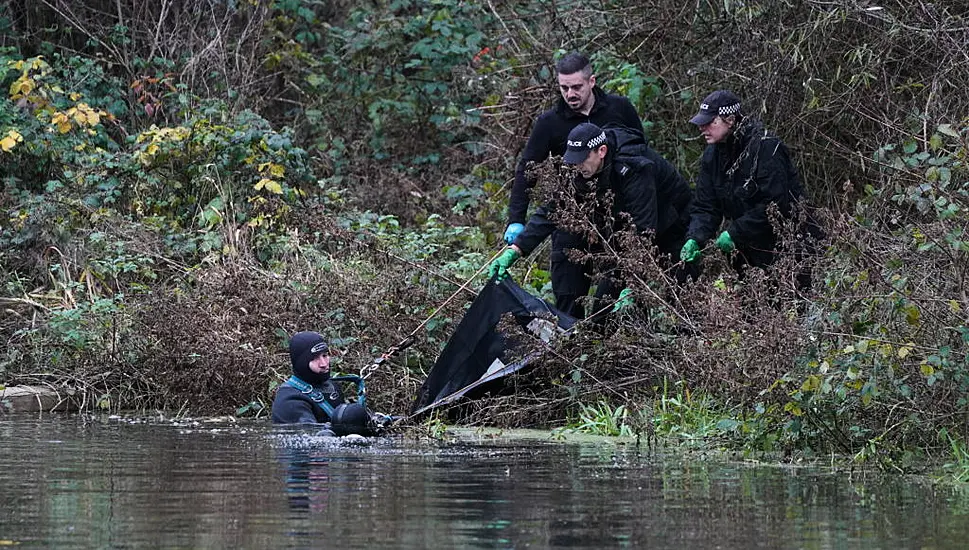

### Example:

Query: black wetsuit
xmin=271 ymin=377 xmax=345 ymax=424
xmin=272 ymin=331 xmax=345 ymax=425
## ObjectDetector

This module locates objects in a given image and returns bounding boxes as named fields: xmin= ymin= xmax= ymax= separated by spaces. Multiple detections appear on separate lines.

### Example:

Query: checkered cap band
xmin=718 ymin=102 xmax=741 ymax=116
xmin=585 ymin=131 xmax=606 ymax=148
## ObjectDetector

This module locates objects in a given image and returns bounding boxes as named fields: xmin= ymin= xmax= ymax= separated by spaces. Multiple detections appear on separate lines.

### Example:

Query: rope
xmin=359 ymin=247 xmax=505 ymax=379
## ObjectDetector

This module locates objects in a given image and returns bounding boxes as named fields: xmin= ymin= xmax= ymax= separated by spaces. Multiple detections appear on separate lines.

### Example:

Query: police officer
xmin=491 ymin=122 xmax=693 ymax=318
xmin=272 ymin=331 xmax=345 ymax=425
xmin=679 ymin=90 xmax=820 ymax=286
xmin=502 ymin=53 xmax=646 ymax=303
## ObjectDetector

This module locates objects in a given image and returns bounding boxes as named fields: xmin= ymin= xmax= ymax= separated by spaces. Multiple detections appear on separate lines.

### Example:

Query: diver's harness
xmin=284 ymin=374 xmax=367 ymax=418
xmin=285 ymin=374 xmax=394 ymax=435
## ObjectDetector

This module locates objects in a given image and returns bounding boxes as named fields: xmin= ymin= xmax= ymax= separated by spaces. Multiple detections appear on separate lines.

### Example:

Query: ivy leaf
xmin=904 ymin=304 xmax=921 ymax=325
xmin=937 ymin=124 xmax=960 ymax=138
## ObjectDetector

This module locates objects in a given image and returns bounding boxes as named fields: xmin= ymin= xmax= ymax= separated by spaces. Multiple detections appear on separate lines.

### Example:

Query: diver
xmin=272 ymin=330 xmax=392 ymax=436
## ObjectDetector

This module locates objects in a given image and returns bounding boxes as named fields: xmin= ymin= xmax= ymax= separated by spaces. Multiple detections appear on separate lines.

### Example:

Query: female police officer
xmin=680 ymin=90 xmax=819 ymax=287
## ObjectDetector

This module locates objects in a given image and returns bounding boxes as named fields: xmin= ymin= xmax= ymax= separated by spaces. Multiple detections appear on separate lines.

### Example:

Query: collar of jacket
xmin=719 ymin=118 xmax=769 ymax=179
xmin=556 ymin=86 xmax=609 ymax=118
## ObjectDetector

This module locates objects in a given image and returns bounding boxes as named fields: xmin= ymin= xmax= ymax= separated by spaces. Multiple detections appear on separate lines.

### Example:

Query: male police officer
xmin=491 ymin=123 xmax=693 ymax=318
xmin=505 ymin=52 xmax=645 ymax=243
xmin=502 ymin=54 xmax=646 ymax=311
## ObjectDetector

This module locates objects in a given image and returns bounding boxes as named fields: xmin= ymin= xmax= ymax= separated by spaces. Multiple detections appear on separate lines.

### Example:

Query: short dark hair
xmin=555 ymin=52 xmax=592 ymax=78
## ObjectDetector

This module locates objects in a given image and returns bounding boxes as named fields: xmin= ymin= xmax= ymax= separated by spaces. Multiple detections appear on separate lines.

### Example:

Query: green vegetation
xmin=1 ymin=1 xmax=968 ymax=473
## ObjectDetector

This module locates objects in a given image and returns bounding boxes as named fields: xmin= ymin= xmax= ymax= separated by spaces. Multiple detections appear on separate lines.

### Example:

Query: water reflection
xmin=283 ymin=447 xmax=332 ymax=517
xmin=2 ymin=415 xmax=969 ymax=549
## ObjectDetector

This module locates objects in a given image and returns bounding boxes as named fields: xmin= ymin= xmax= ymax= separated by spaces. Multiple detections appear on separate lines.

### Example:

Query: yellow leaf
xmin=264 ymin=180 xmax=284 ymax=194
xmin=897 ymin=345 xmax=913 ymax=360
xmin=254 ymin=178 xmax=283 ymax=195
xmin=269 ymin=163 xmax=285 ymax=178
xmin=783 ymin=402 xmax=803 ymax=416
xmin=69 ymin=92 xmax=82 ymax=101
xmin=950 ymin=300 xmax=962 ymax=313
xmin=9 ymin=75 xmax=34 ymax=99
xmin=800 ymin=374 xmax=821 ymax=392
xmin=51 ymin=112 xmax=71 ymax=133
xmin=878 ymin=344 xmax=892 ymax=358
xmin=920 ymin=364 xmax=934 ymax=377
xmin=905 ymin=305 xmax=920 ymax=325
xmin=0 ymin=130 xmax=23 ymax=153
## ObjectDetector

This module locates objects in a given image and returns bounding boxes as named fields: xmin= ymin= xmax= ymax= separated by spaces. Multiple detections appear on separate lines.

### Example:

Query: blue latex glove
xmin=680 ymin=239 xmax=701 ymax=263
xmin=489 ymin=248 xmax=521 ymax=281
xmin=503 ymin=223 xmax=525 ymax=244
xmin=611 ymin=288 xmax=634 ymax=313
xmin=715 ymin=231 xmax=735 ymax=253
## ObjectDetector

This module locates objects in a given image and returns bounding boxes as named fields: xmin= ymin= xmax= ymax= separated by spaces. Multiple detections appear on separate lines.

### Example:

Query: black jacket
xmin=508 ymin=87 xmax=645 ymax=224
xmin=514 ymin=127 xmax=692 ymax=256
xmin=271 ymin=380 xmax=345 ymax=424
xmin=687 ymin=120 xmax=805 ymax=251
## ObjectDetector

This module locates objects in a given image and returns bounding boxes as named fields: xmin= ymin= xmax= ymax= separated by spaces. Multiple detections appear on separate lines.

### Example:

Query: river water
xmin=1 ymin=414 xmax=968 ymax=549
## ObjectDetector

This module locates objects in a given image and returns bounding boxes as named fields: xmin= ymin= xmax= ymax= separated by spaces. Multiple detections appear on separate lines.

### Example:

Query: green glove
xmin=680 ymin=239 xmax=701 ymax=263
xmin=489 ymin=248 xmax=520 ymax=281
xmin=715 ymin=231 xmax=735 ymax=253
xmin=611 ymin=288 xmax=634 ymax=313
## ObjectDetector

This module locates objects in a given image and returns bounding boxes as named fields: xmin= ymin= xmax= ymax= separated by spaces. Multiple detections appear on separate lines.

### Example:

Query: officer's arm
xmin=619 ymin=164 xmax=659 ymax=235
xmin=686 ymin=149 xmax=721 ymax=245
xmin=726 ymin=141 xmax=795 ymax=245
xmin=509 ymin=116 xmax=554 ymax=224
xmin=513 ymin=205 xmax=556 ymax=257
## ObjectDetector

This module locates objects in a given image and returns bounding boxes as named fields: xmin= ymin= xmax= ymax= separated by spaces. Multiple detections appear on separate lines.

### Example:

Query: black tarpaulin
xmin=411 ymin=277 xmax=576 ymax=416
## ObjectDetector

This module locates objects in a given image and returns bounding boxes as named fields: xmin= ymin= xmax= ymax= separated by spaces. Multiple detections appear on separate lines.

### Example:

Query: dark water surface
xmin=1 ymin=415 xmax=968 ymax=549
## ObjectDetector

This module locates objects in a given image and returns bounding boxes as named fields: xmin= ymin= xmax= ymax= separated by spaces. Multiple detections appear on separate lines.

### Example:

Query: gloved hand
xmin=371 ymin=412 xmax=395 ymax=429
xmin=503 ymin=223 xmax=525 ymax=244
xmin=488 ymin=248 xmax=521 ymax=281
xmin=611 ymin=288 xmax=634 ymax=313
xmin=715 ymin=231 xmax=735 ymax=253
xmin=680 ymin=239 xmax=701 ymax=263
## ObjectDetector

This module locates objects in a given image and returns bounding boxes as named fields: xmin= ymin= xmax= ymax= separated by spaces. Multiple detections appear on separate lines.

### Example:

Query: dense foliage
xmin=1 ymin=1 xmax=967 ymax=471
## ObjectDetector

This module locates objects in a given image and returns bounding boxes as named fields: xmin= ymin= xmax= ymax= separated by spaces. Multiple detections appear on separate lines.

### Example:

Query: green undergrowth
xmin=2 ymin=1 xmax=969 ymax=471
xmin=552 ymin=382 xmax=969 ymax=482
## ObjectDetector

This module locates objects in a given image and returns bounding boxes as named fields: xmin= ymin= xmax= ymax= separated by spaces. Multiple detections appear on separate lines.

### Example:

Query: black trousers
xmin=549 ymin=225 xmax=695 ymax=319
